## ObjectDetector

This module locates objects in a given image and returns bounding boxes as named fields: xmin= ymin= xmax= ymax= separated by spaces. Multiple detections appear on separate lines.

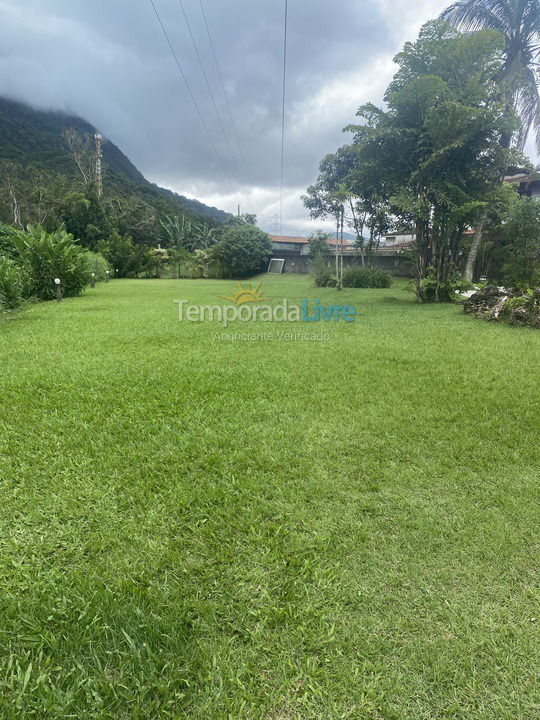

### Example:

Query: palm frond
xmin=442 ymin=0 xmax=513 ymax=35
xmin=514 ymin=65 xmax=540 ymax=149
xmin=521 ymin=0 xmax=540 ymax=41
xmin=442 ymin=0 xmax=540 ymax=148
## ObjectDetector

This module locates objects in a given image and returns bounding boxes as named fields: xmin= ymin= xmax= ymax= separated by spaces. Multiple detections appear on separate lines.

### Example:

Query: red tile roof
xmin=270 ymin=234 xmax=351 ymax=246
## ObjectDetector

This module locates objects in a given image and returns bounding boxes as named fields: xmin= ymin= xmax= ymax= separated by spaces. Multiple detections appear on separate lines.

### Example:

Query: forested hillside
xmin=0 ymin=96 xmax=229 ymax=237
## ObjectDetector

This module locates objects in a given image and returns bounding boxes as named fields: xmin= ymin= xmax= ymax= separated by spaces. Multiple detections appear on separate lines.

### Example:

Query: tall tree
xmin=342 ymin=21 xmax=515 ymax=300
xmin=442 ymin=0 xmax=540 ymax=149
xmin=442 ymin=0 xmax=540 ymax=280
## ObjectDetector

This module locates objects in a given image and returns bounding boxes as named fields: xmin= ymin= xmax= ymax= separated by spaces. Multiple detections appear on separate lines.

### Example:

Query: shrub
xmin=83 ymin=251 xmax=110 ymax=282
xmin=501 ymin=196 xmax=540 ymax=289
xmin=505 ymin=288 xmax=540 ymax=328
xmin=0 ymin=223 xmax=19 ymax=258
xmin=310 ymin=258 xmax=336 ymax=287
xmin=342 ymin=267 xmax=392 ymax=288
xmin=419 ymin=271 xmax=469 ymax=302
xmin=12 ymin=225 xmax=91 ymax=300
xmin=0 ymin=256 xmax=26 ymax=310
xmin=212 ymin=226 xmax=272 ymax=277
xmin=97 ymin=232 xmax=137 ymax=278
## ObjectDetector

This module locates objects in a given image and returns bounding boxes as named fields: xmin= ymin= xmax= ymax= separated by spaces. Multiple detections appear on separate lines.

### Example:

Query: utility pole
xmin=94 ymin=132 xmax=103 ymax=197
xmin=335 ymin=205 xmax=344 ymax=291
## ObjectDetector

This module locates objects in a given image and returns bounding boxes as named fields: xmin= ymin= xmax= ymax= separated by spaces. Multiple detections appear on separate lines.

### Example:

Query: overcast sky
xmin=1 ymin=0 xmax=522 ymax=235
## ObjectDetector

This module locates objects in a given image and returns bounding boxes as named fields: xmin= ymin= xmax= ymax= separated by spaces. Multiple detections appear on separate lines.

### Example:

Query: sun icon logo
xmin=223 ymin=281 xmax=270 ymax=306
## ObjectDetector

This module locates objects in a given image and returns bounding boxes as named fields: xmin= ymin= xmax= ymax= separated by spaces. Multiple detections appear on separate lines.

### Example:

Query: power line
xmin=279 ymin=0 xmax=288 ymax=234
xmin=176 ymin=0 xmax=241 ymax=184
xmin=198 ymin=0 xmax=253 ymax=187
xmin=148 ymin=0 xmax=233 ymax=191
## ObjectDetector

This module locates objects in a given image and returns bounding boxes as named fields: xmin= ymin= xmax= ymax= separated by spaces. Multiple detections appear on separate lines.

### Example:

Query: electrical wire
xmin=279 ymin=0 xmax=288 ymax=234
xmin=176 ymin=0 xmax=241 ymax=183
xmin=148 ymin=0 xmax=233 ymax=191
xmin=198 ymin=0 xmax=253 ymax=187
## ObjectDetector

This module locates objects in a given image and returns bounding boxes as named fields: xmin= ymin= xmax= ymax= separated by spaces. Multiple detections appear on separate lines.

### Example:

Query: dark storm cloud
xmin=0 ymin=0 xmax=447 ymax=224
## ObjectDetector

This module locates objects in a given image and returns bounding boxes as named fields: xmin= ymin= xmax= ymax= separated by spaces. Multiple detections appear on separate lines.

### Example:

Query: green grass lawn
xmin=1 ymin=275 xmax=539 ymax=719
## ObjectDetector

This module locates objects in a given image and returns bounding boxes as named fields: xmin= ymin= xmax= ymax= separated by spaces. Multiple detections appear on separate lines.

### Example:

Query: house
xmin=504 ymin=170 xmax=540 ymax=198
xmin=268 ymin=233 xmax=413 ymax=276
xmin=381 ymin=232 xmax=415 ymax=247
xmin=269 ymin=235 xmax=352 ymax=255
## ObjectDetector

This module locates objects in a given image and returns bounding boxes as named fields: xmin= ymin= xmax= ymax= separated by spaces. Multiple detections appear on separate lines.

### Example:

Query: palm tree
xmin=442 ymin=0 xmax=540 ymax=280
xmin=442 ymin=0 xmax=540 ymax=150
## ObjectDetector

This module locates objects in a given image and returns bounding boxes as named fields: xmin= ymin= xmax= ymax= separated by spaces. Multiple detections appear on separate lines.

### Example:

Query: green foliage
xmin=0 ymin=97 xmax=230 ymax=228
xmin=501 ymin=196 xmax=540 ymax=289
xmin=12 ymin=225 xmax=90 ymax=300
xmin=0 ymin=255 xmax=26 ymax=309
xmin=211 ymin=225 xmax=272 ymax=277
xmin=0 ymin=222 xmax=19 ymax=257
xmin=314 ymin=20 xmax=517 ymax=301
xmin=307 ymin=231 xmax=331 ymax=261
xmin=504 ymin=288 xmax=540 ymax=328
xmin=83 ymin=251 xmax=110 ymax=282
xmin=310 ymin=257 xmax=336 ymax=287
xmin=160 ymin=214 xmax=192 ymax=251
xmin=188 ymin=248 xmax=211 ymax=278
xmin=442 ymin=0 xmax=540 ymax=151
xmin=97 ymin=231 xmax=137 ymax=278
xmin=342 ymin=266 xmax=392 ymax=288
xmin=148 ymin=247 xmax=169 ymax=279
xmin=420 ymin=270 xmax=471 ymax=302
xmin=61 ymin=190 xmax=110 ymax=250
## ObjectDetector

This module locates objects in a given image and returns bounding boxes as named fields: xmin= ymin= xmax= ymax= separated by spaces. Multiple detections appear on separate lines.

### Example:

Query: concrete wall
xmin=269 ymin=251 xmax=414 ymax=277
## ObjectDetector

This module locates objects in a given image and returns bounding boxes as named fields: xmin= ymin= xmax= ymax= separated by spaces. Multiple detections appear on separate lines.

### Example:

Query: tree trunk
xmin=463 ymin=217 xmax=485 ymax=283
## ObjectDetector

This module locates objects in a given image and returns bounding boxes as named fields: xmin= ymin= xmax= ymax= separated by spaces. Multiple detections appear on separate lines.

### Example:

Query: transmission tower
xmin=94 ymin=133 xmax=103 ymax=197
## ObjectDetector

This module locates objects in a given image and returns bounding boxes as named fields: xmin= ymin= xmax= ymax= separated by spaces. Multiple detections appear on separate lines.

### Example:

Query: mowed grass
xmin=0 ymin=274 xmax=539 ymax=719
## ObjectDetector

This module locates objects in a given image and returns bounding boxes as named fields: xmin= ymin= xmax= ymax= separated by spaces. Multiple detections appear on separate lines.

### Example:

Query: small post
xmin=105 ymin=270 xmax=110 ymax=283
xmin=54 ymin=277 xmax=62 ymax=303
xmin=115 ymin=268 xmax=119 ymax=278
xmin=90 ymin=272 xmax=95 ymax=288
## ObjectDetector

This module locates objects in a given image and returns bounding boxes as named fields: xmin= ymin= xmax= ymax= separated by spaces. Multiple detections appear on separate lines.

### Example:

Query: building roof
xmin=270 ymin=234 xmax=351 ymax=247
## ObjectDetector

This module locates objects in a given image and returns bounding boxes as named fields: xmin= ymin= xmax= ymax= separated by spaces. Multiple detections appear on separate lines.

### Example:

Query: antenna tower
xmin=94 ymin=133 xmax=103 ymax=197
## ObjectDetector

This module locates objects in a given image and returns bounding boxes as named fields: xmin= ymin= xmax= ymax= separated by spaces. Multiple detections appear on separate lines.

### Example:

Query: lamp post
xmin=105 ymin=270 xmax=110 ymax=283
xmin=90 ymin=272 xmax=95 ymax=288
xmin=54 ymin=277 xmax=62 ymax=303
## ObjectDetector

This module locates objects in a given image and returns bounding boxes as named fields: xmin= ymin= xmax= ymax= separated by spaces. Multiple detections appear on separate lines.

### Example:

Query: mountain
xmin=0 ymin=96 xmax=230 ymax=225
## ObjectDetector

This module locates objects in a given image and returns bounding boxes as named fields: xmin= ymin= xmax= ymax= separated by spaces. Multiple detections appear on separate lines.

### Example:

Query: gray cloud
xmin=0 ymin=0 xmax=451 ymax=233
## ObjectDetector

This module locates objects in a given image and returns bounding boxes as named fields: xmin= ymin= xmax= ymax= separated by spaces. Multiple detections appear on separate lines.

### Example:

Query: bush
xmin=97 ymin=232 xmax=137 ymax=278
xmin=342 ymin=267 xmax=392 ymax=288
xmin=0 ymin=223 xmax=20 ymax=258
xmin=83 ymin=251 xmax=110 ymax=282
xmin=501 ymin=196 xmax=540 ymax=289
xmin=12 ymin=225 xmax=91 ymax=300
xmin=311 ymin=258 xmax=336 ymax=287
xmin=505 ymin=288 xmax=540 ymax=328
xmin=0 ymin=256 xmax=26 ymax=310
xmin=212 ymin=226 xmax=272 ymax=277
xmin=419 ymin=271 xmax=469 ymax=302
